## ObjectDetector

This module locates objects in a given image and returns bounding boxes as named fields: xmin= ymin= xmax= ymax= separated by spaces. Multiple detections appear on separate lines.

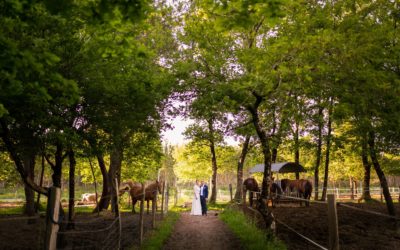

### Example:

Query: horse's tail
xmin=305 ymin=180 xmax=313 ymax=199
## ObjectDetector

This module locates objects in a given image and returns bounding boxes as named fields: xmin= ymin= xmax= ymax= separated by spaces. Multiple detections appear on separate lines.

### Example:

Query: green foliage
xmin=220 ymin=207 xmax=286 ymax=250
xmin=174 ymin=143 xmax=238 ymax=181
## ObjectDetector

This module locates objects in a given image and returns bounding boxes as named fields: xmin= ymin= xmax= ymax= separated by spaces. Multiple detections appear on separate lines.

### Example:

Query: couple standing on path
xmin=191 ymin=180 xmax=208 ymax=216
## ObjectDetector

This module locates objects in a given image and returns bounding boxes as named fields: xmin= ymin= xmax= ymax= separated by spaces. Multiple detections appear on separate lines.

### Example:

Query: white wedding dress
xmin=190 ymin=185 xmax=202 ymax=215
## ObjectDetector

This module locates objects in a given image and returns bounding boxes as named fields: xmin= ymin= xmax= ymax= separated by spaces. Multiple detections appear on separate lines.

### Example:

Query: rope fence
xmin=275 ymin=218 xmax=328 ymax=250
xmin=247 ymin=186 xmax=399 ymax=250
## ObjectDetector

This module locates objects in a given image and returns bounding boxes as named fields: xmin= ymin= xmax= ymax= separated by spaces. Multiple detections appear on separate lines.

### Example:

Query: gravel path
xmin=163 ymin=212 xmax=243 ymax=250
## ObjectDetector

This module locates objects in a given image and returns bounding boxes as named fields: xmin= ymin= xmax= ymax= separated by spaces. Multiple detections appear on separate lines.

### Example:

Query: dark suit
xmin=200 ymin=184 xmax=209 ymax=215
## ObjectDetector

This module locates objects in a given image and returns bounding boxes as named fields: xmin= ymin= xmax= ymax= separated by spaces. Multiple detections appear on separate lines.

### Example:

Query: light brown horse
xmin=119 ymin=180 xmax=162 ymax=214
xmin=281 ymin=178 xmax=312 ymax=206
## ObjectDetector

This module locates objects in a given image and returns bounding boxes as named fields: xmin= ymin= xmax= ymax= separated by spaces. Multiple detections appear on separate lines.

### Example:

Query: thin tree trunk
xmin=368 ymin=131 xmax=396 ymax=216
xmin=361 ymin=136 xmax=372 ymax=200
xmin=209 ymin=119 xmax=218 ymax=204
xmin=321 ymin=98 xmax=333 ymax=201
xmin=94 ymin=153 xmax=109 ymax=212
xmin=109 ymin=146 xmax=123 ymax=214
xmin=314 ymin=105 xmax=324 ymax=200
xmin=294 ymin=121 xmax=300 ymax=180
xmin=35 ymin=154 xmax=46 ymax=212
xmin=68 ymin=149 xmax=76 ymax=229
xmin=247 ymin=93 xmax=274 ymax=229
xmin=234 ymin=135 xmax=250 ymax=202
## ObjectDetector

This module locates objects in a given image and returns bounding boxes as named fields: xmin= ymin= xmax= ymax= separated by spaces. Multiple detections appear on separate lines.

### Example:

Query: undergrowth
xmin=220 ymin=207 xmax=286 ymax=250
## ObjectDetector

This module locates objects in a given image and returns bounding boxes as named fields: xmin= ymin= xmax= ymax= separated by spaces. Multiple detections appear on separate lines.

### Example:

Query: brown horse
xmin=119 ymin=180 xmax=162 ymax=214
xmin=243 ymin=178 xmax=283 ymax=207
xmin=280 ymin=178 xmax=312 ymax=206
xmin=243 ymin=178 xmax=260 ymax=207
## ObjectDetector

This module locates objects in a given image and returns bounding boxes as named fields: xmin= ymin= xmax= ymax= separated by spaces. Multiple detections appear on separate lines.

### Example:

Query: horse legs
xmin=147 ymin=199 xmax=150 ymax=214
xmin=249 ymin=192 xmax=253 ymax=207
xmin=132 ymin=199 xmax=137 ymax=213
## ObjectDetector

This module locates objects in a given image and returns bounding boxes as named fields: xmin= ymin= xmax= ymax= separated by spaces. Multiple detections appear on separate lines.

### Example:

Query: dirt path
xmin=163 ymin=212 xmax=243 ymax=250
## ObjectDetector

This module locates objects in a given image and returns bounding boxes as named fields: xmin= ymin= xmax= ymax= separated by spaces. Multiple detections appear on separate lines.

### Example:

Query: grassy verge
xmin=220 ymin=207 xmax=286 ymax=250
xmin=139 ymin=210 xmax=180 ymax=250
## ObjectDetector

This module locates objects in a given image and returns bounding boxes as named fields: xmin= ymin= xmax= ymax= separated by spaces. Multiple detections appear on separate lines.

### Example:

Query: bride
xmin=190 ymin=180 xmax=202 ymax=215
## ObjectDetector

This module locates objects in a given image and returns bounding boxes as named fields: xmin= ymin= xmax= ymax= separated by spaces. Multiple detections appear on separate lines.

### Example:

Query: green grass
xmin=220 ymin=207 xmax=286 ymax=250
xmin=139 ymin=210 xmax=180 ymax=250
xmin=208 ymin=201 xmax=229 ymax=211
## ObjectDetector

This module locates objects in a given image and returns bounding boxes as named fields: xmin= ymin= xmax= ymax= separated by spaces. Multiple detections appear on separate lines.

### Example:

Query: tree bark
xmin=234 ymin=135 xmax=251 ymax=202
xmin=321 ymin=98 xmax=333 ymax=201
xmin=22 ymin=152 xmax=36 ymax=216
xmin=314 ymin=105 xmax=324 ymax=200
xmin=247 ymin=93 xmax=274 ymax=229
xmin=247 ymin=94 xmax=271 ymax=199
xmin=109 ymin=146 xmax=123 ymax=214
xmin=361 ymin=136 xmax=372 ymax=200
xmin=94 ymin=153 xmax=109 ymax=212
xmin=208 ymin=119 xmax=218 ymax=204
xmin=294 ymin=121 xmax=300 ymax=180
xmin=94 ymin=144 xmax=123 ymax=212
xmin=368 ymin=131 xmax=396 ymax=216
xmin=68 ymin=149 xmax=76 ymax=229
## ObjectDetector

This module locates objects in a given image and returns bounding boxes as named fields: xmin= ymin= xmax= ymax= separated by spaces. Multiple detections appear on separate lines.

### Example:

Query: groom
xmin=200 ymin=180 xmax=209 ymax=216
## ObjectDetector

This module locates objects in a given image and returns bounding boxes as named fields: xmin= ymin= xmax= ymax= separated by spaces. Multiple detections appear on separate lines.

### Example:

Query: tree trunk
xmin=94 ymin=145 xmax=123 ymax=213
xmin=234 ymin=135 xmax=250 ymax=202
xmin=22 ymin=153 xmax=36 ymax=216
xmin=314 ymin=105 xmax=323 ymax=200
xmin=361 ymin=136 xmax=372 ymax=200
xmin=321 ymin=98 xmax=333 ymax=201
xmin=94 ymin=153 xmax=110 ymax=212
xmin=248 ymin=96 xmax=271 ymax=199
xmin=109 ymin=146 xmax=123 ymax=214
xmin=247 ymin=93 xmax=274 ymax=229
xmin=35 ymin=154 xmax=46 ymax=212
xmin=294 ymin=121 xmax=300 ymax=180
xmin=48 ymin=143 xmax=64 ymax=188
xmin=68 ymin=149 xmax=76 ymax=229
xmin=368 ymin=131 xmax=396 ymax=216
xmin=209 ymin=119 xmax=218 ymax=204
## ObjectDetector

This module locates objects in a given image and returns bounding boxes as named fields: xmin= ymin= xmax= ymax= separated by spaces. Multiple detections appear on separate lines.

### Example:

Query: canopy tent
xmin=249 ymin=162 xmax=306 ymax=174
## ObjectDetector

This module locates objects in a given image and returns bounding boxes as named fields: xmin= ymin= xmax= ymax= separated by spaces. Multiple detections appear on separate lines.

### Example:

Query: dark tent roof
xmin=249 ymin=162 xmax=306 ymax=174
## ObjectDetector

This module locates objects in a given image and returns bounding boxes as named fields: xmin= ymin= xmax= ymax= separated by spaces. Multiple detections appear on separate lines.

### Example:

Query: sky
xmin=161 ymin=115 xmax=238 ymax=146
xmin=161 ymin=116 xmax=193 ymax=146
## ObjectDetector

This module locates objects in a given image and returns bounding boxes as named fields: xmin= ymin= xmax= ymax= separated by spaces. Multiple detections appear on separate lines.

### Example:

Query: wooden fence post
xmin=229 ymin=184 xmax=233 ymax=201
xmin=174 ymin=186 xmax=178 ymax=207
xmin=139 ymin=183 xmax=145 ymax=245
xmin=152 ymin=188 xmax=157 ymax=229
xmin=115 ymin=178 xmax=122 ymax=249
xmin=165 ymin=182 xmax=169 ymax=215
xmin=161 ymin=180 xmax=165 ymax=218
xmin=327 ymin=194 xmax=339 ymax=250
xmin=45 ymin=187 xmax=61 ymax=250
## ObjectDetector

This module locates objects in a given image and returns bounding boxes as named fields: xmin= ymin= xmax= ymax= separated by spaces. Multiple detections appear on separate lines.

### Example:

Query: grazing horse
xmin=243 ymin=178 xmax=260 ymax=207
xmin=280 ymin=178 xmax=312 ymax=206
xmin=120 ymin=180 xmax=162 ymax=214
